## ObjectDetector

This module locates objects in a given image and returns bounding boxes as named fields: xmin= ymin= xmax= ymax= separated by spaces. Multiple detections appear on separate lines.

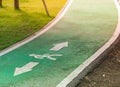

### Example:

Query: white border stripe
xmin=0 ymin=0 xmax=73 ymax=56
xmin=56 ymin=0 xmax=120 ymax=87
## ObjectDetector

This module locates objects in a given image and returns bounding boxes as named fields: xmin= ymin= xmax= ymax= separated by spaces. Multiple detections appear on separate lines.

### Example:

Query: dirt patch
xmin=77 ymin=41 xmax=120 ymax=87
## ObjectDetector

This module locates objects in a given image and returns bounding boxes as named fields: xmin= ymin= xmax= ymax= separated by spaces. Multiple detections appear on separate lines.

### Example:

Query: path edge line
xmin=56 ymin=0 xmax=120 ymax=87
xmin=0 ymin=0 xmax=73 ymax=56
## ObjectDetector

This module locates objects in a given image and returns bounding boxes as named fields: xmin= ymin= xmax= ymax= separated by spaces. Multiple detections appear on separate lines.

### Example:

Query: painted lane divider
xmin=14 ymin=62 xmax=39 ymax=76
xmin=50 ymin=42 xmax=68 ymax=51
xmin=14 ymin=42 xmax=67 ymax=76
xmin=29 ymin=54 xmax=63 ymax=61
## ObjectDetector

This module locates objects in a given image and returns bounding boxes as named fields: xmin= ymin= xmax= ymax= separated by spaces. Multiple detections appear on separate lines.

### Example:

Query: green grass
xmin=0 ymin=0 xmax=66 ymax=50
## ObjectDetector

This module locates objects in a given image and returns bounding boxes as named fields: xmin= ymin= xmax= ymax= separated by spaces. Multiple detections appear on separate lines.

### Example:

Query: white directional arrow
xmin=14 ymin=62 xmax=39 ymax=76
xmin=50 ymin=42 xmax=68 ymax=51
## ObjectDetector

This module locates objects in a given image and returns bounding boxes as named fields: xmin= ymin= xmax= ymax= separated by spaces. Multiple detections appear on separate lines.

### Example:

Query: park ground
xmin=0 ymin=0 xmax=66 ymax=50
xmin=0 ymin=0 xmax=119 ymax=87
xmin=77 ymin=40 xmax=120 ymax=87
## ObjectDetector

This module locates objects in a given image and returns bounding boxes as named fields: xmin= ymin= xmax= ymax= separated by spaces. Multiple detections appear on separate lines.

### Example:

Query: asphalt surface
xmin=77 ymin=40 xmax=120 ymax=87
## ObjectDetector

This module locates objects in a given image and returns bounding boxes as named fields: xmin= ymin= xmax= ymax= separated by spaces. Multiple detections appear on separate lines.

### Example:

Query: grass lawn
xmin=0 ymin=0 xmax=66 ymax=51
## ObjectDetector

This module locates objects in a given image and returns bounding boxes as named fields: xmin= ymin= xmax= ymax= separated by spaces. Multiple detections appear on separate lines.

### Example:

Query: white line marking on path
xmin=50 ymin=42 xmax=68 ymax=51
xmin=29 ymin=54 xmax=63 ymax=61
xmin=57 ymin=0 xmax=120 ymax=87
xmin=14 ymin=62 xmax=39 ymax=76
xmin=0 ymin=0 xmax=71 ymax=56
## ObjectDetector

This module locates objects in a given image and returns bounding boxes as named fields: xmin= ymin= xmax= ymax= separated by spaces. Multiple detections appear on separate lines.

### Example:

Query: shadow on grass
xmin=0 ymin=8 xmax=54 ymax=51
xmin=14 ymin=8 xmax=53 ymax=17
xmin=0 ymin=5 xmax=4 ymax=8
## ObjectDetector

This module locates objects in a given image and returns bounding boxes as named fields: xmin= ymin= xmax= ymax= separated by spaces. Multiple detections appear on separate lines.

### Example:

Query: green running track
xmin=0 ymin=0 xmax=117 ymax=87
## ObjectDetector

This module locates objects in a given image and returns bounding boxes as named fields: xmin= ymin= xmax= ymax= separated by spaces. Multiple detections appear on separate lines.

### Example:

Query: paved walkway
xmin=0 ymin=0 xmax=117 ymax=87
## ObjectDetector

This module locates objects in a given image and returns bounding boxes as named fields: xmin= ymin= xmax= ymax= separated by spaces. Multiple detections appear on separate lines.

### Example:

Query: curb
xmin=0 ymin=0 xmax=73 ymax=56
xmin=56 ymin=0 xmax=120 ymax=87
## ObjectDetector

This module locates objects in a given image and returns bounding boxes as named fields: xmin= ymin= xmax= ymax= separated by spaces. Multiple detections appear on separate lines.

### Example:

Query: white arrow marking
xmin=50 ymin=42 xmax=68 ymax=51
xmin=14 ymin=62 xmax=39 ymax=76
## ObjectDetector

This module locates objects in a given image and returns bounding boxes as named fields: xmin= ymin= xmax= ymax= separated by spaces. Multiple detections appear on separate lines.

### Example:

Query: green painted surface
xmin=0 ymin=0 xmax=117 ymax=87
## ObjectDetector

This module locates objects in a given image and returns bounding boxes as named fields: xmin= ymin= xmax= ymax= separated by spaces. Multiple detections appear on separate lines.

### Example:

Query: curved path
xmin=0 ymin=0 xmax=118 ymax=87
